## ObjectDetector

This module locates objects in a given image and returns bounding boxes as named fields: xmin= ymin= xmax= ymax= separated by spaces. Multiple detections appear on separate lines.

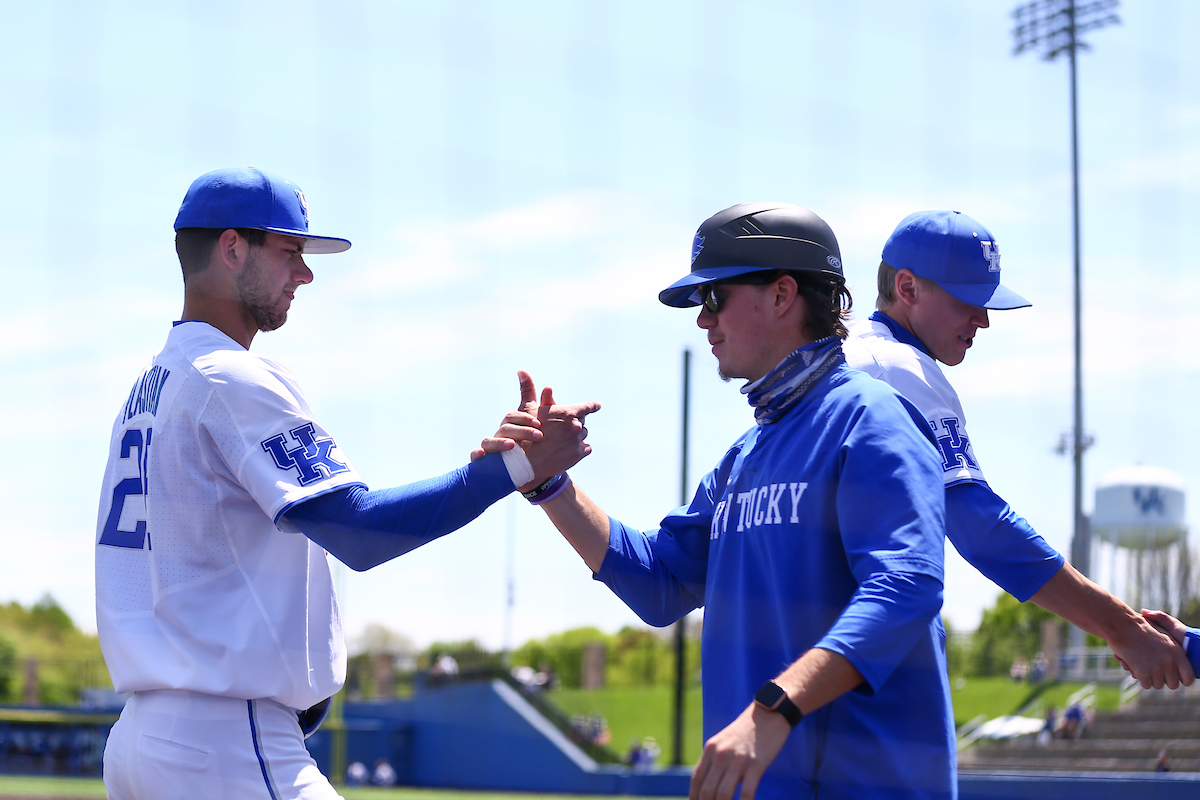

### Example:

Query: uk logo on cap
xmin=295 ymin=189 xmax=309 ymax=225
xmin=980 ymin=241 xmax=1000 ymax=272
xmin=691 ymin=232 xmax=705 ymax=265
xmin=881 ymin=210 xmax=1029 ymax=310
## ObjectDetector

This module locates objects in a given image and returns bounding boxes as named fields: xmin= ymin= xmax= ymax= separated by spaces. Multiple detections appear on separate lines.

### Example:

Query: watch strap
xmin=755 ymin=680 xmax=803 ymax=727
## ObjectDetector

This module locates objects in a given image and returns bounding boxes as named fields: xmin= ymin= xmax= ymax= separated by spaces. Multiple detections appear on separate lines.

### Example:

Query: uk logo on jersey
xmin=261 ymin=423 xmax=349 ymax=486
xmin=932 ymin=417 xmax=978 ymax=474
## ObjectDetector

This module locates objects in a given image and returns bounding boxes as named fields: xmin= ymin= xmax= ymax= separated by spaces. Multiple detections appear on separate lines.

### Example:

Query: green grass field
xmin=0 ymin=776 xmax=623 ymax=799
xmin=949 ymin=676 xmax=1121 ymax=728
xmin=549 ymin=678 xmax=1121 ymax=761
xmin=0 ymin=679 xmax=1121 ymax=796
xmin=550 ymin=685 xmax=704 ymax=765
xmin=0 ymin=776 xmax=107 ymax=799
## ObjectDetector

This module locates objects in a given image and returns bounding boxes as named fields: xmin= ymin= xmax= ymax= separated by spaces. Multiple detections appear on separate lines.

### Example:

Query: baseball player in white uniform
xmin=842 ymin=209 xmax=1193 ymax=689
xmin=96 ymin=166 xmax=597 ymax=799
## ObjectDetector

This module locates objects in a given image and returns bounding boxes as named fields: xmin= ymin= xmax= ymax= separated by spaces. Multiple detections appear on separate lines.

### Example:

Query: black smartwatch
xmin=754 ymin=680 xmax=803 ymax=727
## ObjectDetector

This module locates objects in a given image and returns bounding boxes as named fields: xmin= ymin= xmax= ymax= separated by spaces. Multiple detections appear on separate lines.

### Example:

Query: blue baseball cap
xmin=174 ymin=166 xmax=351 ymax=254
xmin=882 ymin=210 xmax=1028 ymax=310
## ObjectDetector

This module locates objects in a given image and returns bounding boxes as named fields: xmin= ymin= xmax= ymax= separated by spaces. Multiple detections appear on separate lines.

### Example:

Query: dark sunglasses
xmin=699 ymin=274 xmax=777 ymax=314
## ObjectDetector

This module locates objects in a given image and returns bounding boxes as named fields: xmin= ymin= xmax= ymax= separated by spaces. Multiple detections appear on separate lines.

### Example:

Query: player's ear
xmin=894 ymin=269 xmax=920 ymax=307
xmin=773 ymin=273 xmax=800 ymax=317
xmin=215 ymin=229 xmax=248 ymax=272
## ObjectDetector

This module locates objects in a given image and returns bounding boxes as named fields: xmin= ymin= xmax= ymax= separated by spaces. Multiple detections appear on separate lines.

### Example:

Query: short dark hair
xmin=175 ymin=228 xmax=267 ymax=280
xmin=795 ymin=274 xmax=853 ymax=341
xmin=755 ymin=270 xmax=852 ymax=340
xmin=876 ymin=260 xmax=937 ymax=310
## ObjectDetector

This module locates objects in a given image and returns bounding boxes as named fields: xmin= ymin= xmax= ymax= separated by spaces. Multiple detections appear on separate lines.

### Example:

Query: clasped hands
xmin=1100 ymin=608 xmax=1194 ymax=690
xmin=470 ymin=370 xmax=600 ymax=491
xmin=1138 ymin=609 xmax=1196 ymax=686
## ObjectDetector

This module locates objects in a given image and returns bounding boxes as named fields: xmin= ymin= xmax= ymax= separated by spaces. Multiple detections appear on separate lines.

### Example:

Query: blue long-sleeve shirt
xmin=1184 ymin=628 xmax=1200 ymax=673
xmin=945 ymin=482 xmax=1063 ymax=601
xmin=596 ymin=363 xmax=955 ymax=800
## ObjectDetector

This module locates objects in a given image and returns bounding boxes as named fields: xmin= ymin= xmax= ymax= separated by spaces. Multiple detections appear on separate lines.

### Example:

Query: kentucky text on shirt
xmin=711 ymin=482 xmax=808 ymax=540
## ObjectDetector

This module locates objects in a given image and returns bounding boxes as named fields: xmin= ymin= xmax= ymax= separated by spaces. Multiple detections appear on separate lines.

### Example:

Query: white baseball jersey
xmin=842 ymin=315 xmax=986 ymax=488
xmin=95 ymin=321 xmax=364 ymax=711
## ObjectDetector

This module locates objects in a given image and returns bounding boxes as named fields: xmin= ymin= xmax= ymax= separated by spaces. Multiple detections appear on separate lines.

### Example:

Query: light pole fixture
xmin=1012 ymin=0 xmax=1118 ymax=673
xmin=1012 ymin=0 xmax=1117 ymax=582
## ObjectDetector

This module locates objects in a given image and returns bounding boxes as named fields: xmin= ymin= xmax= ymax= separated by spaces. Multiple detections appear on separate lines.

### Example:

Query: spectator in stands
xmin=640 ymin=736 xmax=660 ymax=766
xmin=626 ymin=738 xmax=645 ymax=769
xmin=592 ymin=715 xmax=612 ymax=746
xmin=1062 ymin=702 xmax=1084 ymax=740
xmin=536 ymin=662 xmax=558 ymax=691
xmin=372 ymin=759 xmax=398 ymax=786
xmin=1037 ymin=706 xmax=1057 ymax=746
xmin=433 ymin=653 xmax=459 ymax=676
xmin=1155 ymin=748 xmax=1171 ymax=773
xmin=346 ymin=762 xmax=369 ymax=786
xmin=1030 ymin=652 xmax=1050 ymax=683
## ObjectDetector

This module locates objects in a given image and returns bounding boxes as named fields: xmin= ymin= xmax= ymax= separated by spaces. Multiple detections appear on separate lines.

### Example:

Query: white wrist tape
xmin=501 ymin=446 xmax=535 ymax=488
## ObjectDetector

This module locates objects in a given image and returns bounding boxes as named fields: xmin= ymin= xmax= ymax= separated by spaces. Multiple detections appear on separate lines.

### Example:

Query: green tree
xmin=29 ymin=595 xmax=75 ymax=639
xmin=943 ymin=616 xmax=970 ymax=677
xmin=968 ymin=592 xmax=1060 ymax=676
xmin=0 ymin=595 xmax=109 ymax=704
xmin=0 ymin=634 xmax=16 ymax=700
xmin=514 ymin=624 xmax=702 ymax=690
xmin=608 ymin=626 xmax=666 ymax=687
xmin=423 ymin=638 xmax=501 ymax=672
xmin=514 ymin=627 xmax=612 ymax=689
xmin=1177 ymin=596 xmax=1200 ymax=628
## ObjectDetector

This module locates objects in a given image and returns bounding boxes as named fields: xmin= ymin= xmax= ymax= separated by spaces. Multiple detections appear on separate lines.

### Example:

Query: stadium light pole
xmin=672 ymin=348 xmax=691 ymax=767
xmin=1012 ymin=0 xmax=1118 ymax=667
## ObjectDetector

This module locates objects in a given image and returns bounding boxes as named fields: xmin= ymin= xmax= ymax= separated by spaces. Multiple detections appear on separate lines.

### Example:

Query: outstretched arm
xmin=286 ymin=455 xmax=515 ymax=571
xmin=945 ymin=482 xmax=1193 ymax=689
xmin=540 ymin=480 xmax=611 ymax=573
xmin=1030 ymin=563 xmax=1194 ymax=689
xmin=287 ymin=371 xmax=599 ymax=571
xmin=477 ymin=372 xmax=706 ymax=625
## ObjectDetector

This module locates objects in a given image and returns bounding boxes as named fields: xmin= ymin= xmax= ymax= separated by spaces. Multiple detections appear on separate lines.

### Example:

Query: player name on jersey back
xmin=119 ymin=365 xmax=171 ymax=425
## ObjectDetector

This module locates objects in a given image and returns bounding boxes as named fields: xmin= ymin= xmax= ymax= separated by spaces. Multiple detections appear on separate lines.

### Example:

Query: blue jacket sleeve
xmin=945 ymin=482 xmax=1064 ymax=602
xmin=283 ymin=452 xmax=514 ymax=571
xmin=593 ymin=455 xmax=734 ymax=627
xmin=816 ymin=571 xmax=944 ymax=695
xmin=1186 ymin=628 xmax=1200 ymax=674
xmin=827 ymin=392 xmax=947 ymax=692
xmin=594 ymin=515 xmax=707 ymax=628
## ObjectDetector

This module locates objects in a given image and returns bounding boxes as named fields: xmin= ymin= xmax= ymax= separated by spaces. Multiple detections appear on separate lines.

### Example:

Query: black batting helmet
xmin=659 ymin=202 xmax=844 ymax=308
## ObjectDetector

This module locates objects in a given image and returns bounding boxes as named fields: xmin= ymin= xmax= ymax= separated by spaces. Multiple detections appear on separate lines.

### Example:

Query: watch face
xmin=755 ymin=681 xmax=785 ymax=709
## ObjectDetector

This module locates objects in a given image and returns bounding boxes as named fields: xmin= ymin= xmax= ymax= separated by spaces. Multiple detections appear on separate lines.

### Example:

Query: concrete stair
xmin=959 ymin=686 xmax=1200 ymax=773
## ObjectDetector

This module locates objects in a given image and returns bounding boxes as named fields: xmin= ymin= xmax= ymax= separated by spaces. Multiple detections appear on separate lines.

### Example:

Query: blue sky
xmin=3 ymin=1 xmax=1198 ymax=651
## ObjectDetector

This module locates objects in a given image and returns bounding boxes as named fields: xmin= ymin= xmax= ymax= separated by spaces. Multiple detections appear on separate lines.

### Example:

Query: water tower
xmin=1091 ymin=465 xmax=1191 ymax=614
